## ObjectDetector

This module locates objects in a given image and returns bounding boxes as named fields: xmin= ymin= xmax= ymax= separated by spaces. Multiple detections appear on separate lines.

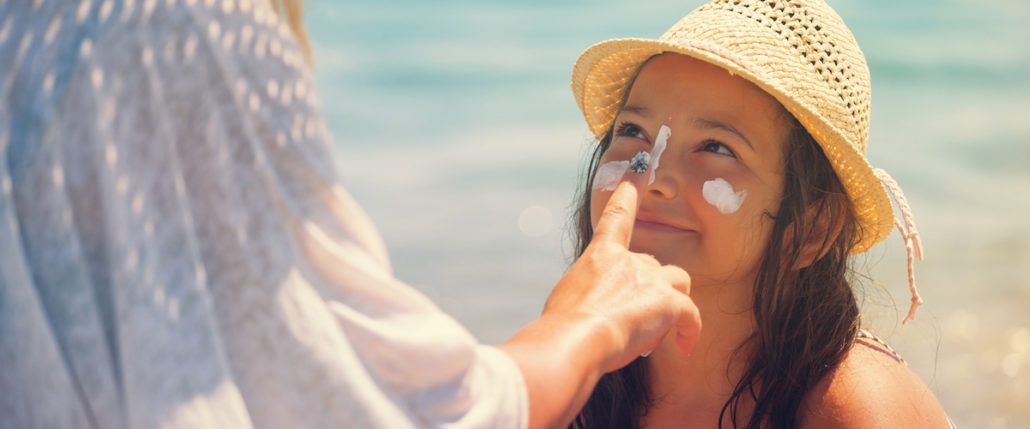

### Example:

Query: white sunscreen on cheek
xmin=702 ymin=178 xmax=747 ymax=214
xmin=649 ymin=125 xmax=671 ymax=185
xmin=592 ymin=160 xmax=630 ymax=192
xmin=593 ymin=150 xmax=651 ymax=192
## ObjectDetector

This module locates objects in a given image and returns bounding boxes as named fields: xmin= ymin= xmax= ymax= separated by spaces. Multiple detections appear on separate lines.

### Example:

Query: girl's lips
xmin=634 ymin=210 xmax=694 ymax=233
xmin=634 ymin=218 xmax=693 ymax=233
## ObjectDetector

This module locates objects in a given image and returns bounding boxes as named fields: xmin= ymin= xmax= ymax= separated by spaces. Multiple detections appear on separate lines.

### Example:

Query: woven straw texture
xmin=572 ymin=0 xmax=893 ymax=254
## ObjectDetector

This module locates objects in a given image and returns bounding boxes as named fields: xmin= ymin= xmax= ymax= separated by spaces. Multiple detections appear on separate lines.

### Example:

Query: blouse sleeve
xmin=0 ymin=1 xmax=527 ymax=428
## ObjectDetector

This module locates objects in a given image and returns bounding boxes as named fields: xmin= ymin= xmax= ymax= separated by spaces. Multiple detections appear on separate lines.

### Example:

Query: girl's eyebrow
xmin=692 ymin=117 xmax=754 ymax=150
xmin=619 ymin=104 xmax=652 ymax=117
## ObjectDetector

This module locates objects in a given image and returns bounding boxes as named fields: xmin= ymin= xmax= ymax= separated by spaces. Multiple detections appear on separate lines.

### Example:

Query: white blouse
xmin=0 ymin=0 xmax=527 ymax=428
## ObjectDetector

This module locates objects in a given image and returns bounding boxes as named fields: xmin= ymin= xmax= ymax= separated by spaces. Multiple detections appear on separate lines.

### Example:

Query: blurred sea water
xmin=307 ymin=0 xmax=1030 ymax=426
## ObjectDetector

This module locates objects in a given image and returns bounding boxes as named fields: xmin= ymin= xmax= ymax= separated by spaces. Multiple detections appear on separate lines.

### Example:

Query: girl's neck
xmin=642 ymin=281 xmax=757 ymax=428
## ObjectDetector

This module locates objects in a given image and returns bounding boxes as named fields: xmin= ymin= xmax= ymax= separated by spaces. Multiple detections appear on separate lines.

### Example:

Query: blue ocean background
xmin=307 ymin=0 xmax=1030 ymax=426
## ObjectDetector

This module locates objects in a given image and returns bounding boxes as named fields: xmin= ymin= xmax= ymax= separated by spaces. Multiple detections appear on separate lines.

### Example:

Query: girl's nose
xmin=644 ymin=125 xmax=679 ymax=200
xmin=645 ymin=158 xmax=679 ymax=200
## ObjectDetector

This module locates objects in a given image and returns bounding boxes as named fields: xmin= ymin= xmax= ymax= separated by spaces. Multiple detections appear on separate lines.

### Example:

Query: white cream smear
xmin=702 ymin=178 xmax=747 ymax=214
xmin=649 ymin=125 xmax=671 ymax=185
xmin=593 ymin=160 xmax=630 ymax=192
xmin=592 ymin=125 xmax=673 ymax=192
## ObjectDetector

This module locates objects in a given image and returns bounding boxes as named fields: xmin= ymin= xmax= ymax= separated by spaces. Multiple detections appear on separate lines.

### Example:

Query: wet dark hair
xmin=568 ymin=101 xmax=863 ymax=428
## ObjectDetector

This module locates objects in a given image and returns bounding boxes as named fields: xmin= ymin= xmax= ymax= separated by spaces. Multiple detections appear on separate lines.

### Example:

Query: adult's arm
xmin=2 ymin=0 xmax=520 ymax=426
xmin=0 ymin=1 xmax=698 ymax=428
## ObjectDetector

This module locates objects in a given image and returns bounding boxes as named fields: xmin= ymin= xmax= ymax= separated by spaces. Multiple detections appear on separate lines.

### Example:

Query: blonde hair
xmin=269 ymin=0 xmax=312 ymax=63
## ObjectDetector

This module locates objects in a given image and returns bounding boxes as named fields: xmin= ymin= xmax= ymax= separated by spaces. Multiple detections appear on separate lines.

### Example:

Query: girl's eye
xmin=701 ymin=140 xmax=736 ymax=158
xmin=615 ymin=122 xmax=647 ymax=140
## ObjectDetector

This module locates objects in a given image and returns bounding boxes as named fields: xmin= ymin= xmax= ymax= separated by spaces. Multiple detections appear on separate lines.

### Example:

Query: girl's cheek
xmin=606 ymin=138 xmax=651 ymax=159
xmin=592 ymin=160 xmax=631 ymax=192
xmin=702 ymin=178 xmax=747 ymax=214
xmin=688 ymin=158 xmax=757 ymax=215
xmin=590 ymin=145 xmax=645 ymax=200
xmin=589 ymin=153 xmax=617 ymax=229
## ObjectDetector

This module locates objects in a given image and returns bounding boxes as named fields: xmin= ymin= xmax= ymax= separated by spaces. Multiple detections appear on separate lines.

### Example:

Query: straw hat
xmin=572 ymin=0 xmax=893 ymax=255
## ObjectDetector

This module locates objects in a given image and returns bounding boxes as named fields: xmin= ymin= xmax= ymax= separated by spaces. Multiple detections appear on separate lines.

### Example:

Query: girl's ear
xmin=792 ymin=198 xmax=846 ymax=270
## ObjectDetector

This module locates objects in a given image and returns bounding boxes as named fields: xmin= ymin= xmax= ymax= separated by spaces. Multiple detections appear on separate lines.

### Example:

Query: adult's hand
xmin=545 ymin=171 xmax=702 ymax=368
xmin=499 ymin=165 xmax=701 ymax=429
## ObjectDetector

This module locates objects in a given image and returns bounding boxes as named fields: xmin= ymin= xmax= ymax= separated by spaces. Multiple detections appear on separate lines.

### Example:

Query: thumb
xmin=592 ymin=151 xmax=652 ymax=247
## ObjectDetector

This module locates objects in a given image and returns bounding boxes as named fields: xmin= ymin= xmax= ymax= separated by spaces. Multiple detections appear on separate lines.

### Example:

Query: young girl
xmin=567 ymin=0 xmax=952 ymax=427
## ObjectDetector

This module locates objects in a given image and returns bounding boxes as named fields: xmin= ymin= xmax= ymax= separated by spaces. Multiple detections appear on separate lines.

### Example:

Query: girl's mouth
xmin=634 ymin=216 xmax=693 ymax=233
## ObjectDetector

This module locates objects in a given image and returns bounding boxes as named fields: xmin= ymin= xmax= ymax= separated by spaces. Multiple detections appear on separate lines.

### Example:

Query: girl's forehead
xmin=629 ymin=55 xmax=777 ymax=107
xmin=623 ymin=54 xmax=793 ymax=140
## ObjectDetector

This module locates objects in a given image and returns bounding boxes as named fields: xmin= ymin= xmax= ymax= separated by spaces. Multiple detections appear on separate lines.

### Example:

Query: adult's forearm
xmin=498 ymin=311 xmax=617 ymax=429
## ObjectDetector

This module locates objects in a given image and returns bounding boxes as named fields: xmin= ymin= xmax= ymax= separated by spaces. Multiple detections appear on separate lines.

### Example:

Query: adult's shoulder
xmin=798 ymin=337 xmax=952 ymax=428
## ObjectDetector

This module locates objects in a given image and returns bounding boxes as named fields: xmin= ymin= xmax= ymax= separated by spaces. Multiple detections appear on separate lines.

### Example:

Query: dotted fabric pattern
xmin=571 ymin=0 xmax=895 ymax=254
xmin=0 ymin=1 xmax=527 ymax=428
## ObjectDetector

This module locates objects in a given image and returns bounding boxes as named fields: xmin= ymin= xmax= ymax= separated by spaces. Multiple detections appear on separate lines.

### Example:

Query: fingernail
xmin=629 ymin=151 xmax=650 ymax=174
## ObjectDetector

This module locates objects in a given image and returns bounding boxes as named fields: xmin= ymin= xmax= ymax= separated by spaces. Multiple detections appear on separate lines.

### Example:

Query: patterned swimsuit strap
xmin=856 ymin=329 xmax=905 ymax=364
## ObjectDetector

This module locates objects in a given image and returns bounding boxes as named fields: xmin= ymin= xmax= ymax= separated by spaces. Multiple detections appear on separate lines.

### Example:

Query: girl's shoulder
xmin=798 ymin=333 xmax=952 ymax=428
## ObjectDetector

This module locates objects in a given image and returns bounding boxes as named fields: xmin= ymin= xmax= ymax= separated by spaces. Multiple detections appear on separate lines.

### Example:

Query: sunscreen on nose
xmin=649 ymin=125 xmax=671 ymax=184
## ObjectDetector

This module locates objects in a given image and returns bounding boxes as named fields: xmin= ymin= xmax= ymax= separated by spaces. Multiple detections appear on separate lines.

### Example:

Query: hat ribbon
xmin=874 ymin=168 xmax=925 ymax=324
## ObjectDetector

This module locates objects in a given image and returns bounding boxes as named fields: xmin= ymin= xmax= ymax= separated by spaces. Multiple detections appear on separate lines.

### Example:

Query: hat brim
xmin=571 ymin=38 xmax=894 ymax=254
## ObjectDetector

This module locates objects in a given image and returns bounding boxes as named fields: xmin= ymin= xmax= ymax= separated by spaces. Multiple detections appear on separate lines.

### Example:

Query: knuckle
xmin=602 ymin=203 xmax=631 ymax=219
xmin=630 ymin=252 xmax=659 ymax=267
xmin=589 ymin=241 xmax=619 ymax=257
xmin=667 ymin=265 xmax=691 ymax=293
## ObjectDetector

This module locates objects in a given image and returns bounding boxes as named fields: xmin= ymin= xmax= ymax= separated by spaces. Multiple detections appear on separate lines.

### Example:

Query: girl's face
xmin=590 ymin=54 xmax=791 ymax=291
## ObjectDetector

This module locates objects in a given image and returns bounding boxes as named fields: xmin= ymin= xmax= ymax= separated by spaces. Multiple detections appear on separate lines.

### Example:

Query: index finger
xmin=592 ymin=157 xmax=650 ymax=247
